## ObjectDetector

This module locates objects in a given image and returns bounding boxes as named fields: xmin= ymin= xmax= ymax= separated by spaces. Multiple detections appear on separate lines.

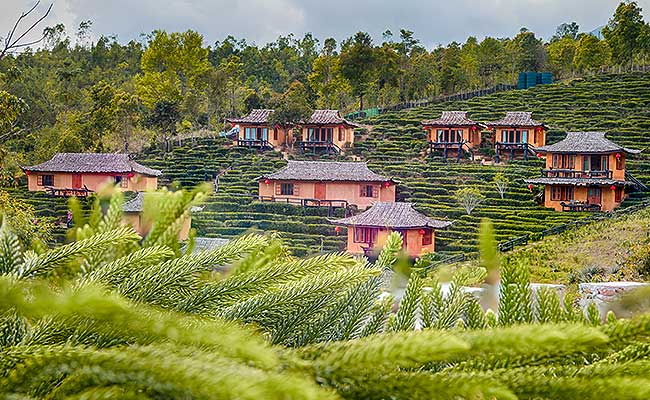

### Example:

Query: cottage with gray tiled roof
xmin=299 ymin=110 xmax=359 ymax=154
xmin=258 ymin=161 xmax=396 ymax=209
xmin=485 ymin=112 xmax=548 ymax=162
xmin=23 ymin=153 xmax=160 ymax=196
xmin=421 ymin=111 xmax=485 ymax=160
xmin=122 ymin=191 xmax=193 ymax=240
xmin=330 ymin=202 xmax=452 ymax=258
xmin=525 ymin=132 xmax=641 ymax=212
xmin=226 ymin=109 xmax=293 ymax=150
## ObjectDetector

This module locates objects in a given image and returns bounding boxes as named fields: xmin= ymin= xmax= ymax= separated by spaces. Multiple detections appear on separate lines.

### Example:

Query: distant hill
xmin=9 ymin=72 xmax=650 ymax=256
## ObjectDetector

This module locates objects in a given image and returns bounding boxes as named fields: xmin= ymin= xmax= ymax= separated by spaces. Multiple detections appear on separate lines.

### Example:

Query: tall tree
xmin=553 ymin=22 xmax=580 ymax=41
xmin=136 ymin=30 xmax=210 ymax=109
xmin=547 ymin=36 xmax=577 ymax=78
xmin=340 ymin=32 xmax=378 ymax=110
xmin=509 ymin=29 xmax=547 ymax=72
xmin=308 ymin=38 xmax=350 ymax=109
xmin=573 ymin=34 xmax=611 ymax=72
xmin=602 ymin=1 xmax=647 ymax=66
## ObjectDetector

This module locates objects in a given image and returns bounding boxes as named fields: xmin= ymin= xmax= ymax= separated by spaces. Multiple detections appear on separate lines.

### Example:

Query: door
xmin=72 ymin=174 xmax=82 ymax=189
xmin=587 ymin=187 xmax=602 ymax=205
xmin=314 ymin=183 xmax=326 ymax=200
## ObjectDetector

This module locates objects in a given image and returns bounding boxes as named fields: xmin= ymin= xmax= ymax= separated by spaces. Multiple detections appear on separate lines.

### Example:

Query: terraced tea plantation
xmin=9 ymin=73 xmax=650 ymax=255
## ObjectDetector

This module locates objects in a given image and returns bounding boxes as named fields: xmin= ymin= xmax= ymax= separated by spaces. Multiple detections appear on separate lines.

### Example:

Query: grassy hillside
xmin=503 ymin=207 xmax=650 ymax=284
xmin=9 ymin=73 xmax=650 ymax=255
xmin=137 ymin=73 xmax=650 ymax=255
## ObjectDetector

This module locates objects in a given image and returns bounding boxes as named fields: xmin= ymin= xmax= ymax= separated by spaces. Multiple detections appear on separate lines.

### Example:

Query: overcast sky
xmin=2 ymin=0 xmax=649 ymax=50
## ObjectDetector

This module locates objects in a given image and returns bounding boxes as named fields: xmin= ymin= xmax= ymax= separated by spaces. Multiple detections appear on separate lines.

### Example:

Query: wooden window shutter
xmin=293 ymin=183 xmax=300 ymax=196
xmin=360 ymin=185 xmax=365 ymax=197
xmin=372 ymin=185 xmax=379 ymax=198
xmin=275 ymin=182 xmax=281 ymax=195
xmin=37 ymin=175 xmax=43 ymax=186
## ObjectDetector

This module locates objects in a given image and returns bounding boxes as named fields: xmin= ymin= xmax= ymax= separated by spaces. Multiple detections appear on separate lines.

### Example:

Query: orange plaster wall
xmin=344 ymin=227 xmax=435 ymax=258
xmin=494 ymin=127 xmax=545 ymax=147
xmin=234 ymin=124 xmax=293 ymax=148
xmin=258 ymin=180 xmax=396 ymax=208
xmin=301 ymin=125 xmax=355 ymax=150
xmin=544 ymin=185 xmax=624 ymax=212
xmin=27 ymin=172 xmax=157 ymax=192
xmin=544 ymin=153 xmax=626 ymax=180
xmin=426 ymin=126 xmax=481 ymax=148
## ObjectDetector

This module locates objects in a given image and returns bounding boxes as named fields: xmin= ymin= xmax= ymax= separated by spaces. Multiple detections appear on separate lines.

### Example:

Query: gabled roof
xmin=123 ymin=191 xmax=145 ymax=213
xmin=421 ymin=111 xmax=484 ymax=127
xmin=186 ymin=237 xmax=230 ymax=254
xmin=226 ymin=109 xmax=274 ymax=124
xmin=24 ymin=153 xmax=162 ymax=176
xmin=304 ymin=110 xmax=359 ymax=127
xmin=259 ymin=161 xmax=392 ymax=182
xmin=485 ymin=112 xmax=547 ymax=128
xmin=330 ymin=202 xmax=453 ymax=229
xmin=536 ymin=132 xmax=641 ymax=154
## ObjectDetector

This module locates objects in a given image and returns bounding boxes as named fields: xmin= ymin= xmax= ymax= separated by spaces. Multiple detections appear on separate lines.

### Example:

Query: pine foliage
xmin=0 ymin=188 xmax=648 ymax=399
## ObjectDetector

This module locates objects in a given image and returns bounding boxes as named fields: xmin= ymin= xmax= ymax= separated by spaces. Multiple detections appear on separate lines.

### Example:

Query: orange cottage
xmin=226 ymin=109 xmax=292 ymax=151
xmin=330 ymin=202 xmax=453 ymax=258
xmin=258 ymin=161 xmax=396 ymax=209
xmin=122 ymin=192 xmax=192 ymax=241
xmin=421 ymin=111 xmax=485 ymax=160
xmin=525 ymin=132 xmax=642 ymax=212
xmin=299 ymin=110 xmax=358 ymax=154
xmin=485 ymin=112 xmax=548 ymax=162
xmin=23 ymin=153 xmax=160 ymax=196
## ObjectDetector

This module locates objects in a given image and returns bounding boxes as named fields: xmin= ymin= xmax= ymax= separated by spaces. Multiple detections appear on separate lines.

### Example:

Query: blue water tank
xmin=526 ymin=72 xmax=537 ymax=88
xmin=541 ymin=72 xmax=553 ymax=84
xmin=517 ymin=72 xmax=527 ymax=89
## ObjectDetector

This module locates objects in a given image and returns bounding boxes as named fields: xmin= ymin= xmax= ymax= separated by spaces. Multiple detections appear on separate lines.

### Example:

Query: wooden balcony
xmin=300 ymin=141 xmax=341 ymax=154
xmin=236 ymin=139 xmax=273 ymax=150
xmin=428 ymin=141 xmax=472 ymax=160
xmin=45 ymin=186 xmax=92 ymax=197
xmin=560 ymin=201 xmax=602 ymax=212
xmin=494 ymin=142 xmax=535 ymax=162
xmin=541 ymin=169 xmax=613 ymax=179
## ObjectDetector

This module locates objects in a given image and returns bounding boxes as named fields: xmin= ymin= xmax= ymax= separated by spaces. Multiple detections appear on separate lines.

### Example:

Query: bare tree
xmin=0 ymin=1 xmax=53 ymax=60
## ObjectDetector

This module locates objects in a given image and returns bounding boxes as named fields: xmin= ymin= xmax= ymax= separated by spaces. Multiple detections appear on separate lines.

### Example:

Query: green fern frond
xmin=0 ymin=218 xmax=22 ymax=275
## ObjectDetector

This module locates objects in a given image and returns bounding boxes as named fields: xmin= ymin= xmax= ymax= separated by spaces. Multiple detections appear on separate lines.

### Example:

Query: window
xmin=615 ymin=187 xmax=623 ymax=203
xmin=616 ymin=155 xmax=625 ymax=170
xmin=273 ymin=128 xmax=278 ymax=141
xmin=38 ymin=174 xmax=54 ymax=186
xmin=521 ymin=130 xmax=528 ymax=143
xmin=601 ymin=156 xmax=609 ymax=171
xmin=360 ymin=184 xmax=377 ymax=198
xmin=435 ymin=129 xmax=462 ymax=142
xmin=422 ymin=229 xmax=433 ymax=245
xmin=245 ymin=127 xmax=252 ymax=140
xmin=353 ymin=227 xmax=378 ymax=244
xmin=551 ymin=186 xmax=574 ymax=201
xmin=338 ymin=129 xmax=345 ymax=142
xmin=552 ymin=154 xmax=576 ymax=169
xmin=280 ymin=183 xmax=294 ymax=196
xmin=261 ymin=127 xmax=268 ymax=141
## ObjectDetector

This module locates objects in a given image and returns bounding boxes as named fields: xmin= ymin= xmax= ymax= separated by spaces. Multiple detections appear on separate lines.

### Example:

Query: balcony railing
xmin=494 ymin=142 xmax=536 ymax=162
xmin=236 ymin=139 xmax=273 ymax=149
xmin=300 ymin=141 xmax=341 ymax=154
xmin=428 ymin=141 xmax=472 ymax=160
xmin=541 ymin=169 xmax=613 ymax=179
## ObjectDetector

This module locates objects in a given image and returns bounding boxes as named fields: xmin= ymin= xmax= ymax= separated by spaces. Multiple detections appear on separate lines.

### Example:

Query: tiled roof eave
xmin=525 ymin=178 xmax=630 ymax=186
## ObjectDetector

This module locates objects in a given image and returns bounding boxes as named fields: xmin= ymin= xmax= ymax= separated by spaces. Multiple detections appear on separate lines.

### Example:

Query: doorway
xmin=314 ymin=183 xmax=326 ymax=200
xmin=587 ymin=187 xmax=602 ymax=205
xmin=72 ymin=174 xmax=82 ymax=189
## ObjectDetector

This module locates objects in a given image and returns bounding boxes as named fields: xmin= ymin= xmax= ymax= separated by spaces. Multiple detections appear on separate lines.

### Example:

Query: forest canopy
xmin=0 ymin=2 xmax=649 ymax=168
